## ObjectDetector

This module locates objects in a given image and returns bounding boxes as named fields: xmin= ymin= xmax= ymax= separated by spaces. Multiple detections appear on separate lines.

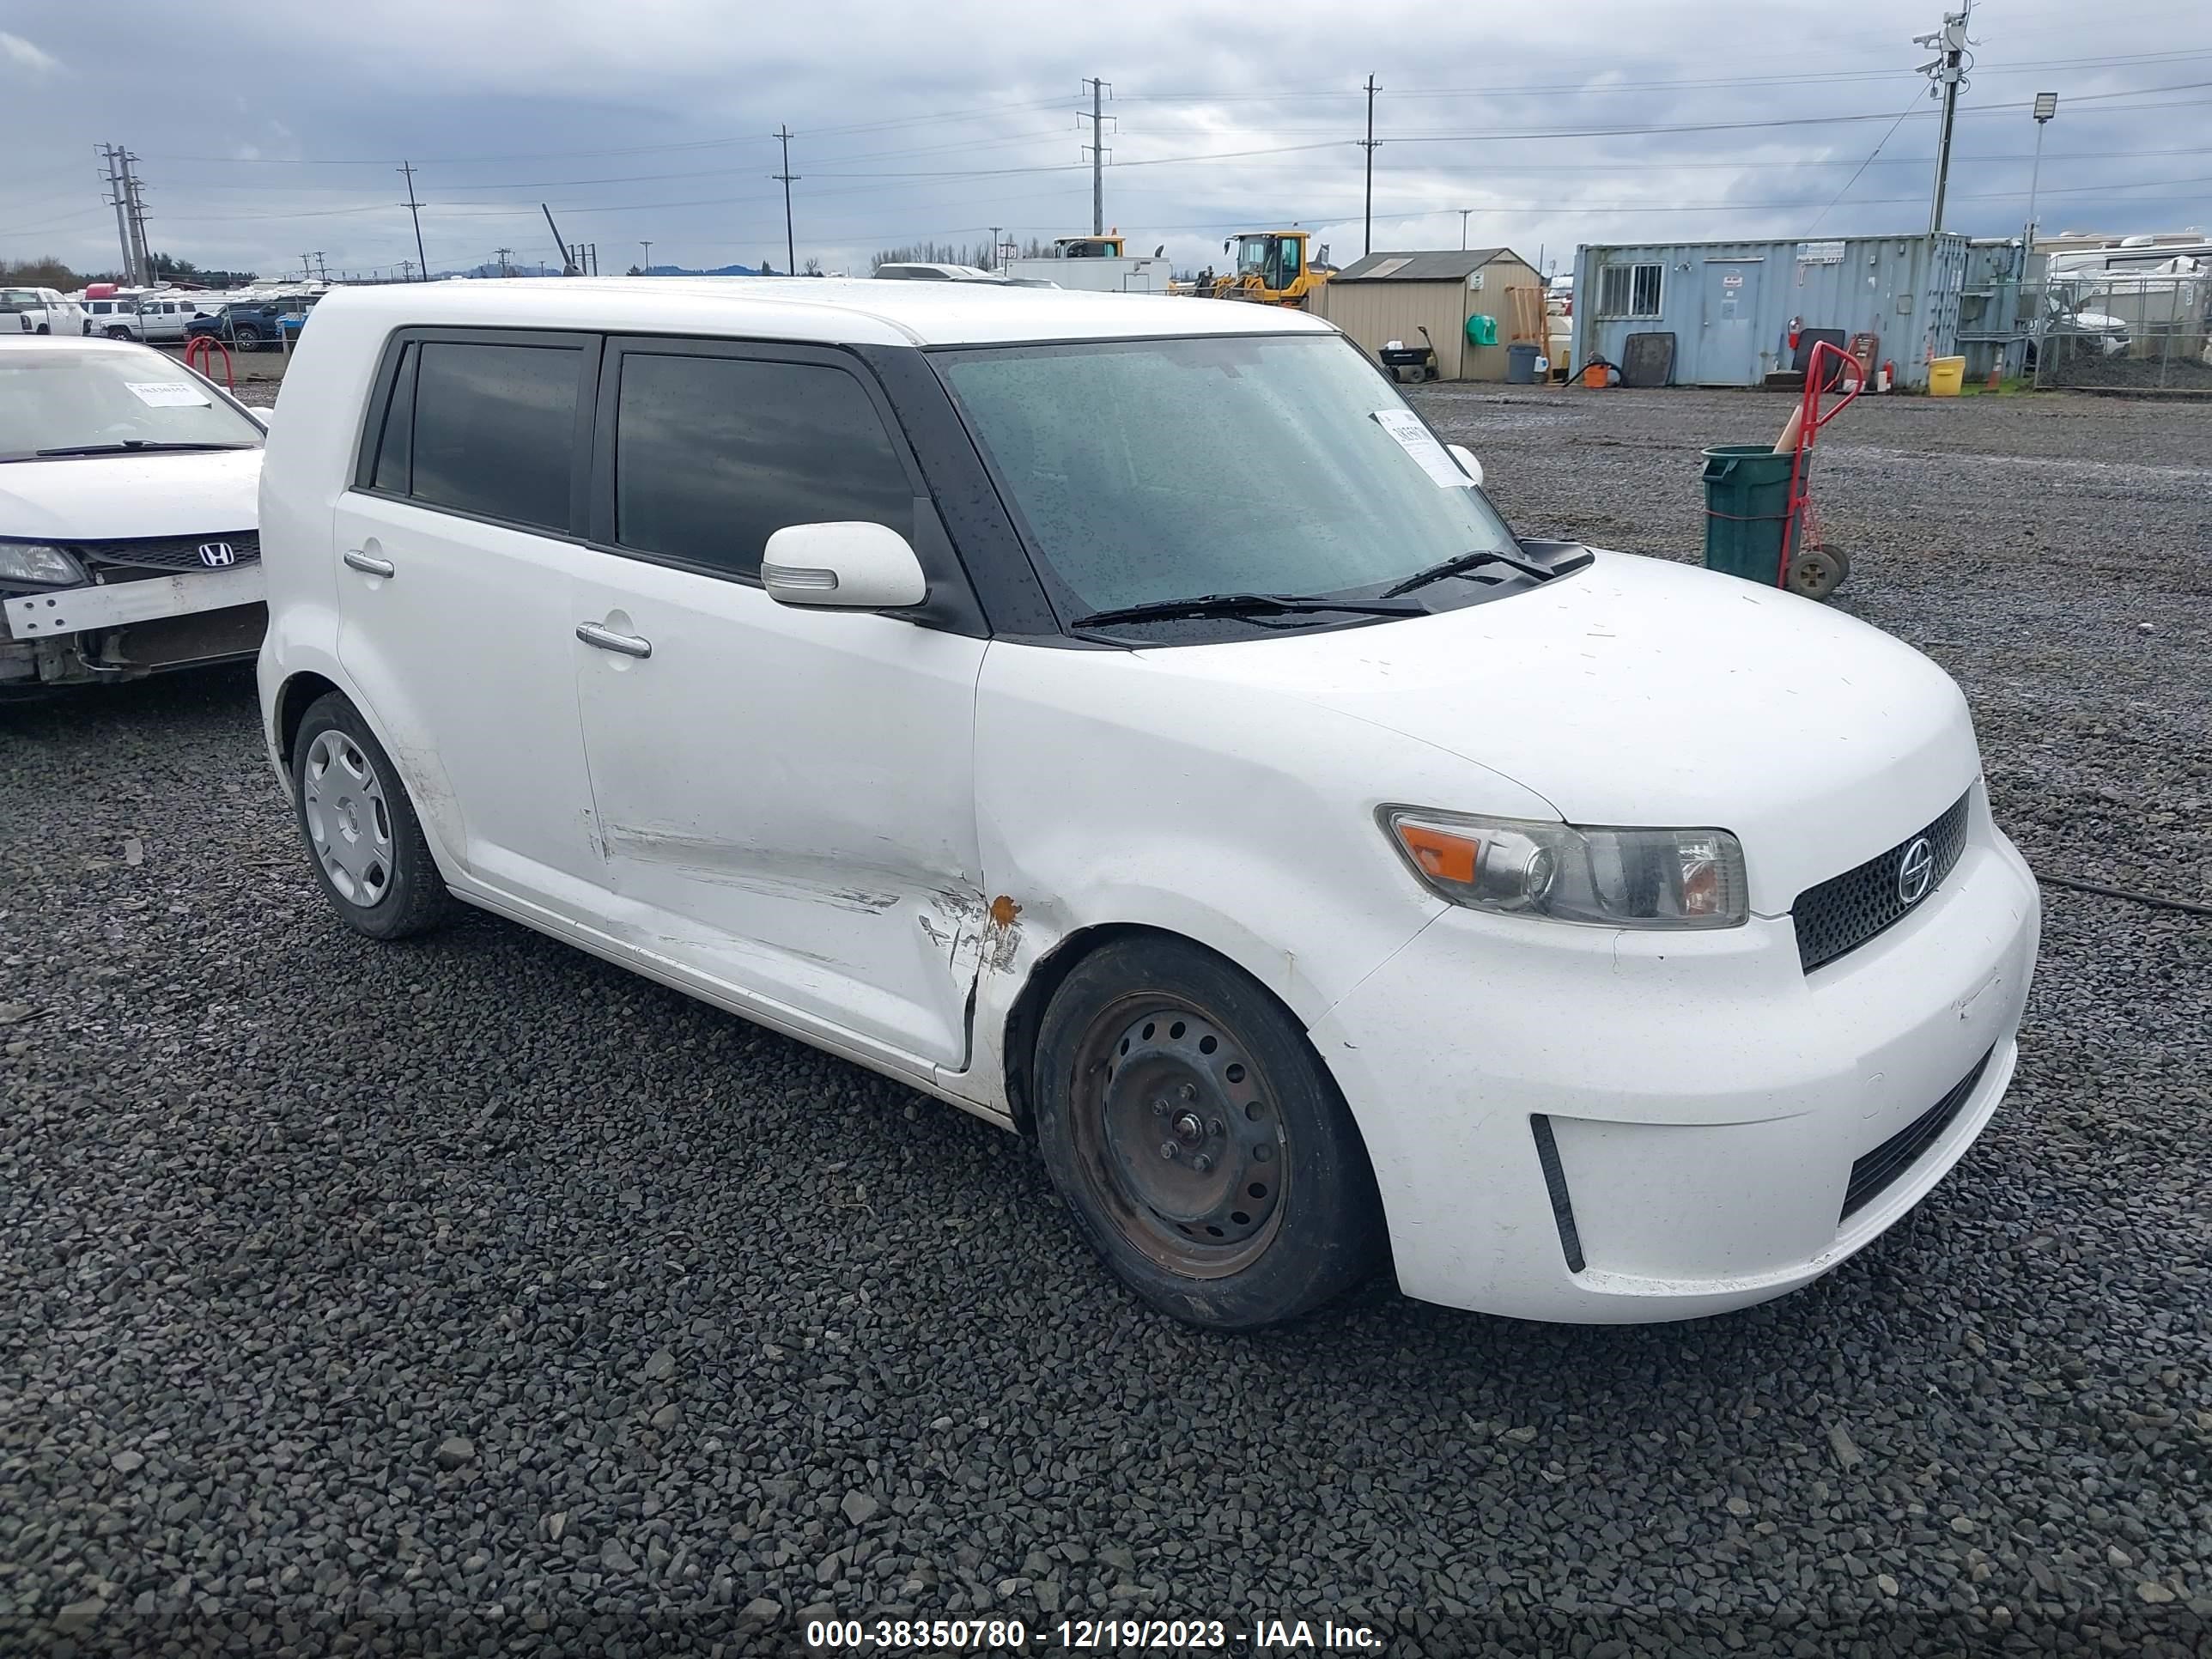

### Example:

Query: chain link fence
xmin=2030 ymin=266 xmax=2212 ymax=392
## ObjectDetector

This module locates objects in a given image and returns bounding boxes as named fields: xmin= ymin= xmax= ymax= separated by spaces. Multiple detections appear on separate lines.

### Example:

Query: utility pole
xmin=774 ymin=125 xmax=799 ymax=276
xmin=1915 ymin=1 xmax=1972 ymax=236
xmin=988 ymin=226 xmax=1003 ymax=271
xmin=300 ymin=253 xmax=314 ymax=283
xmin=99 ymin=145 xmax=137 ymax=283
xmin=1360 ymin=76 xmax=1380 ymax=257
xmin=1458 ymin=208 xmax=1473 ymax=251
xmin=494 ymin=248 xmax=514 ymax=278
xmin=1079 ymin=79 xmax=1113 ymax=237
xmin=398 ymin=258 xmax=415 ymax=283
xmin=398 ymin=161 xmax=429 ymax=281
xmin=640 ymin=239 xmax=652 ymax=272
xmin=313 ymin=252 xmax=329 ymax=283
xmin=118 ymin=152 xmax=151 ymax=285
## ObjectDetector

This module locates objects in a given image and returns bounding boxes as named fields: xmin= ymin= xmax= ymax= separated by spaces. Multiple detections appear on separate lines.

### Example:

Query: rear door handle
xmin=343 ymin=549 xmax=395 ymax=577
xmin=575 ymin=621 xmax=652 ymax=659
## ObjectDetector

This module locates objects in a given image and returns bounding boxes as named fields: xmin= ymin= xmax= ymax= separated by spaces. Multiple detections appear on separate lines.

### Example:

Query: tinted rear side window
xmin=612 ymin=353 xmax=912 ymax=580
xmin=410 ymin=341 xmax=581 ymax=532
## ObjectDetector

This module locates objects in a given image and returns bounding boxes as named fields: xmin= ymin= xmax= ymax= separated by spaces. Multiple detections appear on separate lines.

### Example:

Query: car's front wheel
xmin=234 ymin=324 xmax=264 ymax=349
xmin=291 ymin=692 xmax=452 ymax=940
xmin=104 ymin=326 xmax=131 ymax=340
xmin=1033 ymin=936 xmax=1386 ymax=1329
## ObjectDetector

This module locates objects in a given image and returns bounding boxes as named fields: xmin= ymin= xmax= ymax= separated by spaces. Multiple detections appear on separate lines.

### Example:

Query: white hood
xmin=1149 ymin=550 xmax=1981 ymax=914
xmin=0 ymin=447 xmax=263 ymax=542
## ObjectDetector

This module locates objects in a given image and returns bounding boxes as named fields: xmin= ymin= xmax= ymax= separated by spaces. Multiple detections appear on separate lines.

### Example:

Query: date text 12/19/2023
xmin=803 ymin=1617 xmax=1387 ymax=1651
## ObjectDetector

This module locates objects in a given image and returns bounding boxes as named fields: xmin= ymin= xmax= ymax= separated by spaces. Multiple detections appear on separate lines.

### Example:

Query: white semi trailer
xmin=1006 ymin=234 xmax=1175 ymax=295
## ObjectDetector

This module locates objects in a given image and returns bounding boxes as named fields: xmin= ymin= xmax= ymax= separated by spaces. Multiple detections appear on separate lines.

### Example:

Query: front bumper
xmin=2 ymin=562 xmax=266 ymax=640
xmin=1310 ymin=787 xmax=2040 ymax=1322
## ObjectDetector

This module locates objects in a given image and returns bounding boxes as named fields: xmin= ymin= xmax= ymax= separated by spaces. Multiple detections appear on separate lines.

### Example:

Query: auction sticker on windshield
xmin=1371 ymin=408 xmax=1472 ymax=488
xmin=125 ymin=381 xmax=212 ymax=407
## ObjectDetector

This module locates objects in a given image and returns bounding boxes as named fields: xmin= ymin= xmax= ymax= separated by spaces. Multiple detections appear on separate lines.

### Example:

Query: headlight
xmin=1382 ymin=806 xmax=1747 ymax=929
xmin=0 ymin=542 xmax=87 ymax=586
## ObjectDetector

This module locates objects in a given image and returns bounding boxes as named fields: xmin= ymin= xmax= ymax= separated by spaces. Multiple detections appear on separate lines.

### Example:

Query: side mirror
xmin=1446 ymin=443 xmax=1484 ymax=487
xmin=761 ymin=521 xmax=927 ymax=610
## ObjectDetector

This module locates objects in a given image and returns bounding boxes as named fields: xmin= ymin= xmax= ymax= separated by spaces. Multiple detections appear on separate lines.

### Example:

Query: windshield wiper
xmin=33 ymin=441 xmax=254 ymax=457
xmin=1072 ymin=592 xmax=1428 ymax=630
xmin=1382 ymin=547 xmax=1565 ymax=598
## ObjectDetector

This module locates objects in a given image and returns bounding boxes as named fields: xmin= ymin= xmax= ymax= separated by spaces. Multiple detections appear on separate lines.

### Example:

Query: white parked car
xmin=0 ymin=337 xmax=267 ymax=689
xmin=257 ymin=279 xmax=2039 ymax=1329
xmin=2 ymin=286 xmax=86 ymax=337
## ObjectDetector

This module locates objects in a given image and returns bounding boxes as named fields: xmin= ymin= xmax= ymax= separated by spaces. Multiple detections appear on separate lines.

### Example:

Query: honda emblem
xmin=198 ymin=542 xmax=237 ymax=568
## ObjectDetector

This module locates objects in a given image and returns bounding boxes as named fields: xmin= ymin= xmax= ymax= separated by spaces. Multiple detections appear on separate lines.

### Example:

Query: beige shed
xmin=1313 ymin=247 xmax=1547 ymax=380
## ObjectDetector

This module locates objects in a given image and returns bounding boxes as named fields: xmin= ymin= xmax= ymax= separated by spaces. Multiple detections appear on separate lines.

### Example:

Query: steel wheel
xmin=1067 ymin=994 xmax=1288 ymax=1279
xmin=301 ymin=728 xmax=394 ymax=908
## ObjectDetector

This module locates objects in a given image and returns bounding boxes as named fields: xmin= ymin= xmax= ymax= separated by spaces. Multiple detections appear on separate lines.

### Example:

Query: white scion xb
xmin=256 ymin=279 xmax=2039 ymax=1330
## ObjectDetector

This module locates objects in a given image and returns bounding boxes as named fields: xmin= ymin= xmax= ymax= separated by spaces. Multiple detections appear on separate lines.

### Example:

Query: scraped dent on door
xmin=601 ymin=823 xmax=922 ymax=913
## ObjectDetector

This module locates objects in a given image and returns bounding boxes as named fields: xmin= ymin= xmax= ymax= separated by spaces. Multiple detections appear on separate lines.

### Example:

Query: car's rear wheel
xmin=1033 ymin=936 xmax=1385 ymax=1329
xmin=105 ymin=326 xmax=131 ymax=340
xmin=234 ymin=324 xmax=264 ymax=349
xmin=291 ymin=692 xmax=452 ymax=940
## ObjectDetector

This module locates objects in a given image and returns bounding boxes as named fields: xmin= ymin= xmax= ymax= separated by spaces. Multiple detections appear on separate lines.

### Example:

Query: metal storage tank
xmin=1569 ymin=234 xmax=1970 ymax=389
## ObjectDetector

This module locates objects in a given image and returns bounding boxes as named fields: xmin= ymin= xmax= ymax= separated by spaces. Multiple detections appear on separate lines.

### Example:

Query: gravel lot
xmin=2 ymin=386 xmax=2207 ymax=1658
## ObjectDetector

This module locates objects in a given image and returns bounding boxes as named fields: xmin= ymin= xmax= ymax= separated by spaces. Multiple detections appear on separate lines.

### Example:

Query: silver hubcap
xmin=302 ymin=730 xmax=392 ymax=907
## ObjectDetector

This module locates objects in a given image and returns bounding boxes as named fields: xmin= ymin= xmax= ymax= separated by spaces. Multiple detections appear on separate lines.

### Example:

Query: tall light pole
xmin=1458 ymin=208 xmax=1473 ymax=251
xmin=2023 ymin=93 xmax=2057 ymax=255
xmin=640 ymin=239 xmax=653 ymax=272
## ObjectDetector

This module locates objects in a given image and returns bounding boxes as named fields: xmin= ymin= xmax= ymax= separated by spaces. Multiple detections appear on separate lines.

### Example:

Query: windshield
xmin=933 ymin=332 xmax=1522 ymax=625
xmin=0 ymin=348 xmax=264 ymax=461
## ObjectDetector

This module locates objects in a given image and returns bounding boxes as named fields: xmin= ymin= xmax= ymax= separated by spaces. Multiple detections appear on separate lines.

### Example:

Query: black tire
xmin=1033 ymin=936 xmax=1386 ymax=1330
xmin=234 ymin=324 xmax=263 ymax=350
xmin=290 ymin=692 xmax=453 ymax=940
xmin=105 ymin=326 xmax=132 ymax=340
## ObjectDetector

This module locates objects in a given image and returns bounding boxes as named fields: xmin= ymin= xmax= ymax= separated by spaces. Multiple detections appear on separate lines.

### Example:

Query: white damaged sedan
xmin=0 ymin=336 xmax=267 ymax=690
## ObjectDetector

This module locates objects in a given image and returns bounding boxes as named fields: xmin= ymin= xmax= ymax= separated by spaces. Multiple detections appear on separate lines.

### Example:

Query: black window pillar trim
xmin=854 ymin=343 xmax=1073 ymax=645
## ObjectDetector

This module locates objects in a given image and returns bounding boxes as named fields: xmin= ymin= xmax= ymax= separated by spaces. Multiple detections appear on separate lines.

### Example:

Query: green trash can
xmin=1699 ymin=445 xmax=1805 ymax=586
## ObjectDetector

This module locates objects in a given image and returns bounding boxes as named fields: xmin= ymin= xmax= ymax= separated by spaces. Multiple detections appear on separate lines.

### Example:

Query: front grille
xmin=78 ymin=532 xmax=260 ymax=579
xmin=1839 ymin=1048 xmax=1993 ymax=1222
xmin=1793 ymin=791 xmax=1972 ymax=973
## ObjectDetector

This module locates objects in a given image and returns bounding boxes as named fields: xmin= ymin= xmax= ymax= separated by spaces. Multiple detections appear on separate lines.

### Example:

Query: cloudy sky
xmin=3 ymin=0 xmax=2207 ymax=283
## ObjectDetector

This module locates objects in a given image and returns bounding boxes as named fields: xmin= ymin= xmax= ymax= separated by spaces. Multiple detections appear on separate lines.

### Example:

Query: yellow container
xmin=1927 ymin=356 xmax=1966 ymax=397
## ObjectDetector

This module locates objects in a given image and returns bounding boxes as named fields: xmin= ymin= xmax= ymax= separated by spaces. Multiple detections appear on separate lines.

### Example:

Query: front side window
xmin=934 ymin=332 xmax=1522 ymax=624
xmin=0 ymin=290 xmax=36 ymax=313
xmin=407 ymin=340 xmax=581 ymax=532
xmin=611 ymin=352 xmax=913 ymax=580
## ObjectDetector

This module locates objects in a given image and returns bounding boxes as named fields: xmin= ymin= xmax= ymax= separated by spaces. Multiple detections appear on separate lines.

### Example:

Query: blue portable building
xmin=1571 ymin=234 xmax=1977 ymax=390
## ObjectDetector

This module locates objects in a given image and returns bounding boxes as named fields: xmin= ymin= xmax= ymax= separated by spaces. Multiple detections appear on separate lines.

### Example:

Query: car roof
xmin=307 ymin=276 xmax=1335 ymax=348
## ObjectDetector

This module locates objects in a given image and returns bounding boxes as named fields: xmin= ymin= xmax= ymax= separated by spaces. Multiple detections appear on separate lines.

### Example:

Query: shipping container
xmin=1570 ymin=234 xmax=1973 ymax=390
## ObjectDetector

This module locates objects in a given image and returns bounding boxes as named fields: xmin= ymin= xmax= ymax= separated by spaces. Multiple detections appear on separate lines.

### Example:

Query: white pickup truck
xmin=81 ymin=292 xmax=212 ymax=343
xmin=2 ymin=287 xmax=86 ymax=337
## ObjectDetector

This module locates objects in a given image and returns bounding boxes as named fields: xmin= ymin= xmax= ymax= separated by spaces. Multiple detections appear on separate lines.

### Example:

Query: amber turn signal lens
xmin=1395 ymin=822 xmax=1480 ymax=885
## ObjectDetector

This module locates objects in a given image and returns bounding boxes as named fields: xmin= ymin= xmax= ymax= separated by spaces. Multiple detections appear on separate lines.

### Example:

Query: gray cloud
xmin=2 ymin=0 xmax=2206 ymax=282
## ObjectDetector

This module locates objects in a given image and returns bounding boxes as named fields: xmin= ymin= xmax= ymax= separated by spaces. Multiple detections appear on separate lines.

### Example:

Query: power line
xmin=1808 ymin=92 xmax=1924 ymax=233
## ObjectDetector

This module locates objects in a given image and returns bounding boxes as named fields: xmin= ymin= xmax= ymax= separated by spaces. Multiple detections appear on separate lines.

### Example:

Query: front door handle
xmin=343 ymin=549 xmax=395 ymax=578
xmin=575 ymin=621 xmax=652 ymax=659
